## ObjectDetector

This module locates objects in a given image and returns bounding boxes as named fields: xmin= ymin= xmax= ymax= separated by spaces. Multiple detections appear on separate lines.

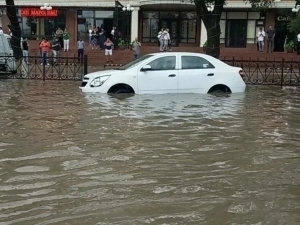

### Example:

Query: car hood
xmin=83 ymin=70 xmax=123 ymax=79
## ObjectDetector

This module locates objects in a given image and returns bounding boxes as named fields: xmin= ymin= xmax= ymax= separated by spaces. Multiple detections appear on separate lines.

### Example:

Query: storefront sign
xmin=277 ymin=16 xmax=292 ymax=22
xmin=20 ymin=8 xmax=58 ymax=17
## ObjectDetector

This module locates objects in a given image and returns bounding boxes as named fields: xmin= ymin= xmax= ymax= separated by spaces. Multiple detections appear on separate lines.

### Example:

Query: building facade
xmin=0 ymin=0 xmax=296 ymax=52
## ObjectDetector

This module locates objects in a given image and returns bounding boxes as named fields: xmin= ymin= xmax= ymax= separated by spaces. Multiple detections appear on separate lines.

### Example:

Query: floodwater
xmin=0 ymin=80 xmax=300 ymax=225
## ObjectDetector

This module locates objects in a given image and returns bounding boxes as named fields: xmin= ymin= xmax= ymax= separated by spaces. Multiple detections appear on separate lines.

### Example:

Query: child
xmin=104 ymin=37 xmax=114 ymax=64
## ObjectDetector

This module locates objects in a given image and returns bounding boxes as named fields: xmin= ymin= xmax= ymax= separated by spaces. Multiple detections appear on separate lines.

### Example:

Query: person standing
xmin=157 ymin=28 xmax=164 ymax=51
xmin=266 ymin=26 xmax=275 ymax=53
xmin=88 ymin=26 xmax=93 ymax=46
xmin=52 ymin=37 xmax=60 ymax=65
xmin=104 ymin=37 xmax=114 ymax=64
xmin=22 ymin=38 xmax=29 ymax=64
xmin=297 ymin=32 xmax=300 ymax=55
xmin=132 ymin=37 xmax=141 ymax=59
xmin=39 ymin=38 xmax=50 ymax=66
xmin=56 ymin=27 xmax=63 ymax=49
xmin=257 ymin=27 xmax=265 ymax=52
xmin=63 ymin=28 xmax=70 ymax=51
xmin=77 ymin=38 xmax=85 ymax=63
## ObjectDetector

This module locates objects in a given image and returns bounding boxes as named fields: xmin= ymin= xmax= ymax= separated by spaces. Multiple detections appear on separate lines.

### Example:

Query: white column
xmin=131 ymin=7 xmax=139 ymax=42
xmin=0 ymin=17 xmax=2 ymax=27
xmin=200 ymin=20 xmax=207 ymax=47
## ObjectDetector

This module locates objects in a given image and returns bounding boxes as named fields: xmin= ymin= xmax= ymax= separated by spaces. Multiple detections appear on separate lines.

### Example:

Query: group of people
xmin=257 ymin=25 xmax=300 ymax=55
xmin=157 ymin=28 xmax=171 ymax=52
xmin=256 ymin=26 xmax=275 ymax=53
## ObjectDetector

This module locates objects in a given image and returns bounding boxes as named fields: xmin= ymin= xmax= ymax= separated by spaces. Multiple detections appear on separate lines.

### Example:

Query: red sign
xmin=20 ymin=8 xmax=58 ymax=17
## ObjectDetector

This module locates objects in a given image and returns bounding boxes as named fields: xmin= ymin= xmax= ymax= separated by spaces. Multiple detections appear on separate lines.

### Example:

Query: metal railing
xmin=0 ymin=55 xmax=88 ymax=81
xmin=222 ymin=57 xmax=300 ymax=87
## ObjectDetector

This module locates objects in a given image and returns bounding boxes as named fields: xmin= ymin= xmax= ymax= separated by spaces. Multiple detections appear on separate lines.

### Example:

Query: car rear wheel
xmin=208 ymin=84 xmax=232 ymax=94
xmin=115 ymin=89 xmax=129 ymax=94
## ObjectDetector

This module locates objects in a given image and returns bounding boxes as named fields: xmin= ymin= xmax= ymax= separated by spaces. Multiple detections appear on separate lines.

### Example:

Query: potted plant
xmin=285 ymin=40 xmax=294 ymax=53
xmin=203 ymin=40 xmax=207 ymax=52
xmin=118 ymin=38 xmax=126 ymax=50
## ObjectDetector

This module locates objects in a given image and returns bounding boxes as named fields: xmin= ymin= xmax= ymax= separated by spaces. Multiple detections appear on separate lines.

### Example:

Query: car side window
xmin=181 ymin=56 xmax=215 ymax=69
xmin=148 ymin=56 xmax=176 ymax=70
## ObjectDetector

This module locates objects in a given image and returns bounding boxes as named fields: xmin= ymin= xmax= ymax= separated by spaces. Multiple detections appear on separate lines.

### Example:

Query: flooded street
xmin=0 ymin=80 xmax=300 ymax=225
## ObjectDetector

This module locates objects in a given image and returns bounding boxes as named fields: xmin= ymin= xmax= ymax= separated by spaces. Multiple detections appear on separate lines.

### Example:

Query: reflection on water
xmin=0 ymin=80 xmax=300 ymax=225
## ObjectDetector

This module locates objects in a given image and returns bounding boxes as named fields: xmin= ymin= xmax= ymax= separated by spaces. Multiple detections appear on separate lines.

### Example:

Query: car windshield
xmin=117 ymin=54 xmax=153 ymax=70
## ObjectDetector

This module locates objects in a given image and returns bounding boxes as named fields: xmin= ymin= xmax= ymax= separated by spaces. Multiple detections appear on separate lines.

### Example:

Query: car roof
xmin=150 ymin=52 xmax=207 ymax=57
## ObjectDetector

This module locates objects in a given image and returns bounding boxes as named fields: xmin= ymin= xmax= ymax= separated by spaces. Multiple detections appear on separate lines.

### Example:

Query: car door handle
xmin=207 ymin=73 xmax=214 ymax=76
xmin=169 ymin=74 xmax=176 ymax=77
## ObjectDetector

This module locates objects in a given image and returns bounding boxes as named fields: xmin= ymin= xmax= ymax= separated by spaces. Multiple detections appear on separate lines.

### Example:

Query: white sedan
xmin=79 ymin=52 xmax=246 ymax=94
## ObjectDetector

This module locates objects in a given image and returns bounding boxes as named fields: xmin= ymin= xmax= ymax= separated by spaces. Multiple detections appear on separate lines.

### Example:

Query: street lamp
xmin=40 ymin=3 xmax=52 ymax=10
xmin=122 ymin=4 xmax=134 ymax=48
xmin=292 ymin=5 xmax=300 ymax=12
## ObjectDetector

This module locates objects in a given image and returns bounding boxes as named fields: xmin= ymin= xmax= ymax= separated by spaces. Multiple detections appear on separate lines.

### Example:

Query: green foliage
xmin=288 ymin=13 xmax=300 ymax=35
xmin=285 ymin=40 xmax=295 ymax=49
xmin=203 ymin=40 xmax=207 ymax=47
xmin=191 ymin=0 xmax=276 ymax=10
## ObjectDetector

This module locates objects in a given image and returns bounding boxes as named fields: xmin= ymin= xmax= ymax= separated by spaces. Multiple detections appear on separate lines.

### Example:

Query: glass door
xmin=225 ymin=20 xmax=247 ymax=48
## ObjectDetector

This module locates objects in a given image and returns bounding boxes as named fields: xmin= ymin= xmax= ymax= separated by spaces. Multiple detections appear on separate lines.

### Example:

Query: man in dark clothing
xmin=52 ymin=37 xmax=60 ymax=65
xmin=22 ymin=38 xmax=29 ymax=64
xmin=266 ymin=26 xmax=275 ymax=53
xmin=77 ymin=38 xmax=84 ymax=63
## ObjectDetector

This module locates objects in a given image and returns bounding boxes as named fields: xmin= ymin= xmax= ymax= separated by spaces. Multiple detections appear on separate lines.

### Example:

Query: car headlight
xmin=90 ymin=75 xmax=110 ymax=87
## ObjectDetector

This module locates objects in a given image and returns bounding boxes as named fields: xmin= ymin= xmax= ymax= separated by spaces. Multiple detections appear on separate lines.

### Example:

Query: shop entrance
xmin=274 ymin=15 xmax=291 ymax=52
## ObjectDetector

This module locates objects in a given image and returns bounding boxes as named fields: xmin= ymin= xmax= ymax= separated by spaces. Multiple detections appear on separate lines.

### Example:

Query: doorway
xmin=160 ymin=19 xmax=179 ymax=47
xmin=225 ymin=20 xmax=247 ymax=48
xmin=274 ymin=18 xmax=290 ymax=52
xmin=95 ymin=19 xmax=114 ymax=39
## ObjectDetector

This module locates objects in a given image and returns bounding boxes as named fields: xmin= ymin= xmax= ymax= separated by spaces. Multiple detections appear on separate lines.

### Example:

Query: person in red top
xmin=39 ymin=38 xmax=50 ymax=66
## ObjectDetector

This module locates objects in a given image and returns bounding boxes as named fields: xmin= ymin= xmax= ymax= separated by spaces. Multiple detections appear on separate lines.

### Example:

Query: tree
xmin=187 ymin=0 xmax=277 ymax=58
xmin=5 ymin=0 xmax=27 ymax=75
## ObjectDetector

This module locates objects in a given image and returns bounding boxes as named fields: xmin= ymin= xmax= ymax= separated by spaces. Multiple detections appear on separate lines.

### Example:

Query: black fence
xmin=0 ymin=55 xmax=88 ymax=81
xmin=222 ymin=57 xmax=300 ymax=87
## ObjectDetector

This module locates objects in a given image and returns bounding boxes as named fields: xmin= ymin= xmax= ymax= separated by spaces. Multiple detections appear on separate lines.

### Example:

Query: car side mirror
xmin=141 ymin=65 xmax=152 ymax=71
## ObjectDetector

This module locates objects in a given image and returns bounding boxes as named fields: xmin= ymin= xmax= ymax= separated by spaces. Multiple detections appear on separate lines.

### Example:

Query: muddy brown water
xmin=0 ymin=80 xmax=300 ymax=225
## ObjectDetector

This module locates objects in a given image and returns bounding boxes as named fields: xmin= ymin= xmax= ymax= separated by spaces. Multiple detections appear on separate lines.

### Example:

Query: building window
xmin=18 ymin=8 xmax=66 ymax=40
xmin=225 ymin=19 xmax=247 ymax=48
xmin=142 ymin=12 xmax=159 ymax=43
xmin=77 ymin=10 xmax=114 ymax=41
xmin=180 ymin=12 xmax=196 ymax=43
xmin=142 ymin=11 xmax=197 ymax=45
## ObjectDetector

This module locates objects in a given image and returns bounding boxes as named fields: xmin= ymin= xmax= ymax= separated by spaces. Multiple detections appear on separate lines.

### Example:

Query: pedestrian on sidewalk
xmin=22 ymin=38 xmax=29 ymax=64
xmin=297 ymin=32 xmax=300 ymax=55
xmin=104 ymin=37 xmax=114 ymax=64
xmin=77 ymin=38 xmax=85 ymax=63
xmin=266 ymin=26 xmax=275 ymax=53
xmin=52 ymin=37 xmax=60 ymax=65
xmin=132 ymin=38 xmax=141 ymax=59
xmin=257 ymin=27 xmax=265 ymax=52
xmin=39 ymin=38 xmax=50 ymax=66
xmin=63 ymin=28 xmax=70 ymax=51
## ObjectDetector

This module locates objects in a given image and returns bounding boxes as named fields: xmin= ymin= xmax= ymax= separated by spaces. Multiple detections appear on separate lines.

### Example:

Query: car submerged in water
xmin=79 ymin=52 xmax=246 ymax=95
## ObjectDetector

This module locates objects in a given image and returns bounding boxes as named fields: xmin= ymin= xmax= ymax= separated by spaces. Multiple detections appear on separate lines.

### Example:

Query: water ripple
xmin=0 ymin=82 xmax=299 ymax=224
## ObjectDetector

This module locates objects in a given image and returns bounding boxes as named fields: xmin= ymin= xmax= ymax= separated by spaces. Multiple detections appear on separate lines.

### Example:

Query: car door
xmin=137 ymin=55 xmax=178 ymax=94
xmin=178 ymin=55 xmax=216 ymax=93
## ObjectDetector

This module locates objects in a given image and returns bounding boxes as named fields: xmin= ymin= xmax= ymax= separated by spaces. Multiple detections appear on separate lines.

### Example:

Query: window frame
xmin=181 ymin=55 xmax=215 ymax=70
xmin=147 ymin=56 xmax=177 ymax=71
xmin=141 ymin=11 xmax=197 ymax=44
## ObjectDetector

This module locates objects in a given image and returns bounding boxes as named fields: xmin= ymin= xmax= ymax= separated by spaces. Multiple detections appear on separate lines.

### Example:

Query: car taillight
xmin=239 ymin=70 xmax=245 ymax=78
